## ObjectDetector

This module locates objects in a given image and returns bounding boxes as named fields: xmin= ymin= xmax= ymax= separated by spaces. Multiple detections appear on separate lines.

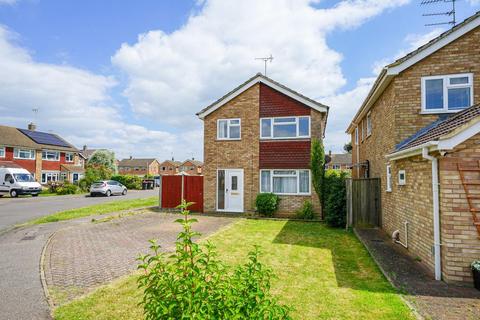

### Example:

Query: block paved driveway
xmin=43 ymin=211 xmax=236 ymax=304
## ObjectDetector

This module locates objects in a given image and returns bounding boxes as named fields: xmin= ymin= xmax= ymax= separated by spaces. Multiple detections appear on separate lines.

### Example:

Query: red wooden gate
xmin=160 ymin=175 xmax=203 ymax=212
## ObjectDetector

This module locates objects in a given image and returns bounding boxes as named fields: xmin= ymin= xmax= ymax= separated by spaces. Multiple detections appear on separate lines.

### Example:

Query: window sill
xmin=14 ymin=157 xmax=35 ymax=160
xmin=216 ymin=138 xmax=241 ymax=141
xmin=420 ymin=109 xmax=464 ymax=115
xmin=42 ymin=159 xmax=60 ymax=162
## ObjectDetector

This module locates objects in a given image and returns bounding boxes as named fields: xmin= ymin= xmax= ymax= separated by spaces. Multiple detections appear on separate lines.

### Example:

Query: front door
xmin=217 ymin=169 xmax=243 ymax=212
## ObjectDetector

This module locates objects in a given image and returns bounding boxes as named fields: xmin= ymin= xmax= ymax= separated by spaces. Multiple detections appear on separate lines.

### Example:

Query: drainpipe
xmin=422 ymin=147 xmax=441 ymax=281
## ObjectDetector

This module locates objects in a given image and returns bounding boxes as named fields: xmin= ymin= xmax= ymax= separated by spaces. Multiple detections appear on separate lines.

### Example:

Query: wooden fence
xmin=159 ymin=175 xmax=204 ymax=212
xmin=346 ymin=178 xmax=381 ymax=228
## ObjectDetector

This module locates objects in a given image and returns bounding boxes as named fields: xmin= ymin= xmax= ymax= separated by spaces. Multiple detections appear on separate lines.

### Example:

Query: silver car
xmin=90 ymin=180 xmax=127 ymax=197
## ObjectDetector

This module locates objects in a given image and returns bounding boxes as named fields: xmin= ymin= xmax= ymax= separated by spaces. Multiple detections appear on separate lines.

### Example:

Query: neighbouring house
xmin=78 ymin=145 xmax=115 ymax=168
xmin=197 ymin=73 xmax=329 ymax=214
xmin=117 ymin=157 xmax=160 ymax=176
xmin=325 ymin=151 xmax=352 ymax=170
xmin=178 ymin=159 xmax=203 ymax=175
xmin=346 ymin=12 xmax=480 ymax=285
xmin=0 ymin=123 xmax=84 ymax=184
xmin=158 ymin=159 xmax=181 ymax=175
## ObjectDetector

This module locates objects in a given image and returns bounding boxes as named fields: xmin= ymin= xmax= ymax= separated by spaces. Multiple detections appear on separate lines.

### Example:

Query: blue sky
xmin=0 ymin=0 xmax=479 ymax=160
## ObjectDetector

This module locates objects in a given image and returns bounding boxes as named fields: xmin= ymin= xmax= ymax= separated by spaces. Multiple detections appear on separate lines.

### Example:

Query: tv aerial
xmin=255 ymin=54 xmax=273 ymax=76
xmin=421 ymin=0 xmax=457 ymax=27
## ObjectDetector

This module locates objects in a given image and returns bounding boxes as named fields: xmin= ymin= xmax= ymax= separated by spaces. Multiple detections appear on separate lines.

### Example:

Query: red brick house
xmin=325 ymin=152 xmax=352 ymax=171
xmin=197 ymin=73 xmax=328 ymax=214
xmin=178 ymin=159 xmax=203 ymax=176
xmin=158 ymin=159 xmax=181 ymax=176
xmin=0 ymin=123 xmax=83 ymax=184
xmin=347 ymin=12 xmax=480 ymax=285
xmin=118 ymin=158 xmax=160 ymax=176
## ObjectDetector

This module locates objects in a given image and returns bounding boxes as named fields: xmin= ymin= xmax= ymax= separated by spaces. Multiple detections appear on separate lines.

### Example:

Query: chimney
xmin=83 ymin=145 xmax=87 ymax=151
xmin=129 ymin=155 xmax=133 ymax=160
xmin=192 ymin=157 xmax=195 ymax=160
xmin=329 ymin=150 xmax=332 ymax=157
xmin=28 ymin=122 xmax=36 ymax=131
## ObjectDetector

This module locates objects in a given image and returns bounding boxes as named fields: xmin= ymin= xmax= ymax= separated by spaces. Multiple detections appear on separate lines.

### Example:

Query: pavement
xmin=0 ymin=189 xmax=158 ymax=232
xmin=356 ymin=228 xmax=480 ymax=320
xmin=43 ymin=211 xmax=236 ymax=304
xmin=0 ymin=189 xmax=158 ymax=320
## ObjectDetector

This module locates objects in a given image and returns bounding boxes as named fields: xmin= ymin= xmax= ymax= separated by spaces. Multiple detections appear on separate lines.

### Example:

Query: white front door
xmin=217 ymin=169 xmax=243 ymax=212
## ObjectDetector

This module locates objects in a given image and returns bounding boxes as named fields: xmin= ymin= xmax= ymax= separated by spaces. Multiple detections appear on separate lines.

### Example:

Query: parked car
xmin=90 ymin=180 xmax=127 ymax=197
xmin=0 ymin=167 xmax=42 ymax=198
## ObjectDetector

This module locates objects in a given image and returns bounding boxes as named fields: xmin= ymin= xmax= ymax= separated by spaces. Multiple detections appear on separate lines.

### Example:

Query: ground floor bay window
xmin=260 ymin=169 xmax=310 ymax=195
xmin=41 ymin=171 xmax=60 ymax=184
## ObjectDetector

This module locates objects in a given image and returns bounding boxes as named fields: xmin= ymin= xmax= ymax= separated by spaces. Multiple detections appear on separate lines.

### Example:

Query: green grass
xmin=54 ymin=219 xmax=413 ymax=320
xmin=25 ymin=197 xmax=158 ymax=225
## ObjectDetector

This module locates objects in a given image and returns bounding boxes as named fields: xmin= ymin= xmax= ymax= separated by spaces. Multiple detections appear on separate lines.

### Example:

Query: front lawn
xmin=25 ymin=197 xmax=158 ymax=225
xmin=54 ymin=219 xmax=413 ymax=320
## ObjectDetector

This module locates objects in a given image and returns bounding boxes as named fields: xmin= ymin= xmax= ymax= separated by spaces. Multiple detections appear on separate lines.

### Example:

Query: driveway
xmin=0 ymin=189 xmax=158 ymax=232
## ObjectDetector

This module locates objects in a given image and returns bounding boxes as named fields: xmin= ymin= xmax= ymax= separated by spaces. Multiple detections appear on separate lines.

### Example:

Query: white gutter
xmin=422 ymin=147 xmax=442 ymax=281
xmin=386 ymin=141 xmax=438 ymax=161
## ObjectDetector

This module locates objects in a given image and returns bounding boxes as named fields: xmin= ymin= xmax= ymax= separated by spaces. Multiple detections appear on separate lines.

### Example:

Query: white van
xmin=0 ymin=168 xmax=42 ymax=197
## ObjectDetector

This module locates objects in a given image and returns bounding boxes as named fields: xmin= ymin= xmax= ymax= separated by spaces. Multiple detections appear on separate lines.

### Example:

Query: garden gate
xmin=346 ymin=178 xmax=381 ymax=228
xmin=160 ymin=175 xmax=204 ymax=212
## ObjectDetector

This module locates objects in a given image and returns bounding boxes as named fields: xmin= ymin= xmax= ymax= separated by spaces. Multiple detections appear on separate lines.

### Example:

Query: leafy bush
xmin=324 ymin=170 xmax=349 ymax=228
xmin=296 ymin=200 xmax=315 ymax=220
xmin=138 ymin=201 xmax=291 ymax=319
xmin=56 ymin=183 xmax=79 ymax=195
xmin=78 ymin=164 xmax=113 ymax=191
xmin=472 ymin=261 xmax=480 ymax=272
xmin=255 ymin=193 xmax=280 ymax=217
xmin=111 ymin=175 xmax=142 ymax=190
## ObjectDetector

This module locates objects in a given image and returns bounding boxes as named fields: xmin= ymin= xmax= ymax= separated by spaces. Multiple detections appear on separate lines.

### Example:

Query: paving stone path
xmin=356 ymin=228 xmax=480 ymax=320
xmin=43 ymin=211 xmax=236 ymax=304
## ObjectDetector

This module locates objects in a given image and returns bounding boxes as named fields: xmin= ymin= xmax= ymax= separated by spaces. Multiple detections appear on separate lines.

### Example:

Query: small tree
xmin=343 ymin=142 xmax=352 ymax=154
xmin=310 ymin=138 xmax=325 ymax=219
xmin=88 ymin=150 xmax=117 ymax=173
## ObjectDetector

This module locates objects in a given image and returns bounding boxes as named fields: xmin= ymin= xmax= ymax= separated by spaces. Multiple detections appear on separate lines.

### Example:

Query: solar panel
xmin=18 ymin=129 xmax=71 ymax=148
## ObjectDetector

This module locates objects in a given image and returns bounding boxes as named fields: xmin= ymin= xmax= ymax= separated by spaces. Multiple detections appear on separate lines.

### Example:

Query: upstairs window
xmin=217 ymin=119 xmax=241 ymax=140
xmin=366 ymin=112 xmax=372 ymax=137
xmin=65 ymin=153 xmax=74 ymax=162
xmin=354 ymin=127 xmax=358 ymax=145
xmin=260 ymin=116 xmax=310 ymax=139
xmin=0 ymin=147 xmax=4 ymax=158
xmin=42 ymin=150 xmax=60 ymax=161
xmin=422 ymin=74 xmax=473 ymax=113
xmin=14 ymin=148 xmax=35 ymax=160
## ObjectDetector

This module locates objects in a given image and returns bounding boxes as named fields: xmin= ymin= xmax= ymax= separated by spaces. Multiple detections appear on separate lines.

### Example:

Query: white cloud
xmin=0 ymin=0 xmax=18 ymax=5
xmin=467 ymin=0 xmax=480 ymax=5
xmin=112 ymin=0 xmax=410 ymax=128
xmin=0 ymin=25 xmax=198 ymax=160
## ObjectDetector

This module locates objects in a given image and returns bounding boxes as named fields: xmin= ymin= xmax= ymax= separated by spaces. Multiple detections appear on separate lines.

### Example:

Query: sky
xmin=0 ymin=0 xmax=479 ymax=161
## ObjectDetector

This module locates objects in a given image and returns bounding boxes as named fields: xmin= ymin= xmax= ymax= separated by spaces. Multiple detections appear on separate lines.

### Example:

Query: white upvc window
xmin=354 ymin=127 xmax=358 ymax=145
xmin=217 ymin=118 xmax=241 ymax=140
xmin=260 ymin=116 xmax=310 ymax=139
xmin=41 ymin=171 xmax=60 ymax=184
xmin=361 ymin=120 xmax=365 ymax=142
xmin=260 ymin=169 xmax=310 ymax=195
xmin=422 ymin=73 xmax=473 ymax=113
xmin=65 ymin=152 xmax=74 ymax=162
xmin=14 ymin=148 xmax=35 ymax=160
xmin=0 ymin=146 xmax=5 ymax=158
xmin=366 ymin=112 xmax=372 ymax=137
xmin=42 ymin=150 xmax=60 ymax=161
xmin=386 ymin=165 xmax=392 ymax=192
xmin=398 ymin=170 xmax=406 ymax=186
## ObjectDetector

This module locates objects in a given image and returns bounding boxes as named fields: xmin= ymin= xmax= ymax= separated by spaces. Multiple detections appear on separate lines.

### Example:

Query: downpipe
xmin=422 ymin=147 xmax=442 ymax=281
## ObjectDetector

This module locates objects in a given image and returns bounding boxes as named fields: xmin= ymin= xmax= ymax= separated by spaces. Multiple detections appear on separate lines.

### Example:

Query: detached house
xmin=0 ymin=123 xmax=83 ymax=184
xmin=159 ymin=159 xmax=181 ymax=175
xmin=178 ymin=159 xmax=203 ymax=176
xmin=347 ymin=12 xmax=480 ymax=284
xmin=197 ymin=73 xmax=328 ymax=214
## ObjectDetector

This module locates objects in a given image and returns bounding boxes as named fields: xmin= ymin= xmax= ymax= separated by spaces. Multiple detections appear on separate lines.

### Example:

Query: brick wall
xmin=439 ymin=134 xmax=480 ymax=284
xmin=203 ymin=84 xmax=260 ymax=213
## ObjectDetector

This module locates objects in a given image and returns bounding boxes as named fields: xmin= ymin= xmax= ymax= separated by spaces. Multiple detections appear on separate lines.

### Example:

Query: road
xmin=0 ymin=189 xmax=158 ymax=232
xmin=0 ymin=189 xmax=158 ymax=320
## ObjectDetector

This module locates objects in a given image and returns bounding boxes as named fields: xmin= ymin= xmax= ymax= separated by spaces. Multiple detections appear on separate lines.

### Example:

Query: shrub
xmin=111 ymin=175 xmax=142 ymax=190
xmin=296 ymin=200 xmax=315 ymax=220
xmin=137 ymin=201 xmax=291 ymax=319
xmin=78 ymin=164 xmax=113 ymax=191
xmin=324 ymin=170 xmax=349 ymax=228
xmin=56 ymin=183 xmax=79 ymax=195
xmin=255 ymin=193 xmax=280 ymax=217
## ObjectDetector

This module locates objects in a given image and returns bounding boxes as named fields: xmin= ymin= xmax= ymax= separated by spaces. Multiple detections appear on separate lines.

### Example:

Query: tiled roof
xmin=0 ymin=125 xmax=77 ymax=152
xmin=396 ymin=103 xmax=480 ymax=151
xmin=328 ymin=153 xmax=352 ymax=165
xmin=118 ymin=158 xmax=157 ymax=167
xmin=60 ymin=164 xmax=85 ymax=173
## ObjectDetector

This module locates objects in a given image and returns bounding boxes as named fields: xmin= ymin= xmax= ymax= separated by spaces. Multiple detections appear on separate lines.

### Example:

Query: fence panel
xmin=346 ymin=178 xmax=381 ymax=227
xmin=160 ymin=175 xmax=204 ymax=212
